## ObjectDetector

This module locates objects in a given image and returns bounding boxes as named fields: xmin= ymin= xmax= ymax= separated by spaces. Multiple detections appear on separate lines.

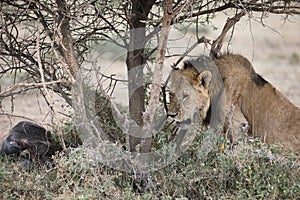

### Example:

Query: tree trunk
xmin=56 ymin=0 xmax=103 ymax=145
xmin=126 ymin=0 xmax=156 ymax=152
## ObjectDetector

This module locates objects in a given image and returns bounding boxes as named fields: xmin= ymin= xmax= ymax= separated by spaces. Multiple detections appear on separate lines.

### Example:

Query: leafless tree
xmin=0 ymin=0 xmax=299 ymax=153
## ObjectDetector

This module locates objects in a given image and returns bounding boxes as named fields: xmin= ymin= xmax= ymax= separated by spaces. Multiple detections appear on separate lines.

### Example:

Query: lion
xmin=215 ymin=53 xmax=300 ymax=153
xmin=168 ymin=64 xmax=212 ymax=128
xmin=168 ymin=53 xmax=300 ymax=153
xmin=168 ymin=56 xmax=227 ymax=130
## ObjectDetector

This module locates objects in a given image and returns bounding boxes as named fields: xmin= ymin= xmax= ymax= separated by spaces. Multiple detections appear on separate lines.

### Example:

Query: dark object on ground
xmin=0 ymin=121 xmax=62 ymax=167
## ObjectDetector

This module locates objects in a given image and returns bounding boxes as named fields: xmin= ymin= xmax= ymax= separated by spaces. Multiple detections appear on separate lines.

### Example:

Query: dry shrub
xmin=0 ymin=121 xmax=299 ymax=199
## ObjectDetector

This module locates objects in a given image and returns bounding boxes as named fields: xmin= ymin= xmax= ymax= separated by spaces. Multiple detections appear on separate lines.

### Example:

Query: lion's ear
xmin=197 ymin=70 xmax=212 ymax=89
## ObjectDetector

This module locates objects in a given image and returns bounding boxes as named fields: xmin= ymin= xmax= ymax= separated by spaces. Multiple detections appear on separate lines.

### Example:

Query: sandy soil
xmin=1 ymin=13 xmax=299 ymax=141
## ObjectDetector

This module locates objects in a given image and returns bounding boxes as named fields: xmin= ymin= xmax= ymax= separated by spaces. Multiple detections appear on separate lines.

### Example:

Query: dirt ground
xmin=0 ymin=13 xmax=299 ymax=141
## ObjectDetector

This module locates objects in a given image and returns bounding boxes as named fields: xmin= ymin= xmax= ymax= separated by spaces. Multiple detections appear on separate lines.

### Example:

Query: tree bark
xmin=56 ymin=0 xmax=79 ymax=78
xmin=141 ymin=0 xmax=173 ymax=152
xmin=56 ymin=0 xmax=102 ymax=145
xmin=126 ymin=0 xmax=156 ymax=152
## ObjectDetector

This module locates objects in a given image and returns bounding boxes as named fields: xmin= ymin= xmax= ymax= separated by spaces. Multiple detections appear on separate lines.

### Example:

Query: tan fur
xmin=168 ymin=56 xmax=227 ymax=130
xmin=168 ymin=68 xmax=212 ymax=125
xmin=168 ymin=53 xmax=300 ymax=153
xmin=215 ymin=53 xmax=300 ymax=153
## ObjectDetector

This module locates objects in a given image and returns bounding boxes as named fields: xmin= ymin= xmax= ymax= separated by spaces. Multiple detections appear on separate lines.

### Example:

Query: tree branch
xmin=0 ymin=80 xmax=66 ymax=97
xmin=141 ymin=0 xmax=173 ymax=152
xmin=210 ymin=11 xmax=246 ymax=57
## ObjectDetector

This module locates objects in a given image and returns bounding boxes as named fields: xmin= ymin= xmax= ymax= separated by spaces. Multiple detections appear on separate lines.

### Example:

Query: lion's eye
xmin=169 ymin=92 xmax=175 ymax=101
xmin=182 ymin=94 xmax=189 ymax=101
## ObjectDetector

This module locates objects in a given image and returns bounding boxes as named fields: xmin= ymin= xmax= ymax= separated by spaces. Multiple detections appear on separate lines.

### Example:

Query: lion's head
xmin=168 ymin=65 xmax=212 ymax=124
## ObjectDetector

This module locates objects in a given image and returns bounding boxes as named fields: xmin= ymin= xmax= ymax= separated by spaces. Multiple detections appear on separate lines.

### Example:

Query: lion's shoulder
xmin=216 ymin=53 xmax=268 ymax=87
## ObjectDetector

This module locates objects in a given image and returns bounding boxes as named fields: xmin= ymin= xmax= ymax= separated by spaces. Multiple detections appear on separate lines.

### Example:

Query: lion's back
xmin=215 ymin=53 xmax=300 ymax=153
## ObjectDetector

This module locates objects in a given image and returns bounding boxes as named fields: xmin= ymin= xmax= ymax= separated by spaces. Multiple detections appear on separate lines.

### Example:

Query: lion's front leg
xmin=223 ymin=98 xmax=249 ymax=147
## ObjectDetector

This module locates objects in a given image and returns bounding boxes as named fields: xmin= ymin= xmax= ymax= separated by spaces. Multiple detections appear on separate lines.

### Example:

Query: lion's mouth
xmin=167 ymin=112 xmax=178 ymax=118
xmin=176 ymin=118 xmax=192 ymax=127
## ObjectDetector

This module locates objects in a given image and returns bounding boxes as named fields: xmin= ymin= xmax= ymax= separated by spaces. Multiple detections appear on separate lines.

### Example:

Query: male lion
xmin=169 ymin=53 xmax=300 ymax=153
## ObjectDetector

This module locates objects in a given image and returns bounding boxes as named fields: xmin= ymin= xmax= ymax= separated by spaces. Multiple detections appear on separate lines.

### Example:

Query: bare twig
xmin=173 ymin=36 xmax=210 ymax=68
xmin=211 ymin=11 xmax=246 ymax=57
xmin=0 ymin=80 xmax=66 ymax=97
xmin=0 ymin=112 xmax=37 ymax=123
xmin=37 ymin=22 xmax=49 ymax=95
